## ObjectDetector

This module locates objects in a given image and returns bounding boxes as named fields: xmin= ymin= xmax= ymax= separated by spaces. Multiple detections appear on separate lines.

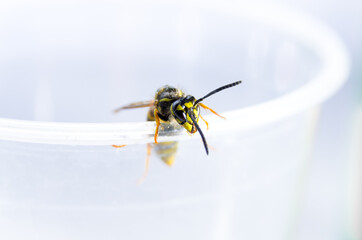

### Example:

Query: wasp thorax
xmin=154 ymin=86 xmax=184 ymax=121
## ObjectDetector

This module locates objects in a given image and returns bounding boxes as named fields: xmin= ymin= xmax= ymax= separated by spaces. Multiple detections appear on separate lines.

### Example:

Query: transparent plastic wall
xmin=0 ymin=1 xmax=349 ymax=240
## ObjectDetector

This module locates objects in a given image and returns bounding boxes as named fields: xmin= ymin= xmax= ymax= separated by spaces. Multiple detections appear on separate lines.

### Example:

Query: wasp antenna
xmin=195 ymin=80 xmax=242 ymax=105
xmin=188 ymin=110 xmax=209 ymax=155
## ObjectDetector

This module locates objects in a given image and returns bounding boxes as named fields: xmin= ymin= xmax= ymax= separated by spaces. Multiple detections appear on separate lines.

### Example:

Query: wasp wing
xmin=114 ymin=100 xmax=154 ymax=113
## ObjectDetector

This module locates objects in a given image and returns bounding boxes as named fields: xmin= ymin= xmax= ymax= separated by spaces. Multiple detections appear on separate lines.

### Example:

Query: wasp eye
xmin=171 ymin=100 xmax=187 ymax=124
xmin=175 ymin=110 xmax=186 ymax=123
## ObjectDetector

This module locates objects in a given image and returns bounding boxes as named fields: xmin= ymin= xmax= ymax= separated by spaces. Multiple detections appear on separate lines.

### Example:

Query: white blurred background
xmin=0 ymin=0 xmax=360 ymax=239
xmin=271 ymin=0 xmax=362 ymax=239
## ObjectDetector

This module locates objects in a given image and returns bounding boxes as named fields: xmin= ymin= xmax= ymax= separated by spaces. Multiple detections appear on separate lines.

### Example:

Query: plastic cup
xmin=0 ymin=1 xmax=350 ymax=240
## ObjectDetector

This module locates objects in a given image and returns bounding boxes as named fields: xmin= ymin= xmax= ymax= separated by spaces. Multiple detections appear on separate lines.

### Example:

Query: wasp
xmin=113 ymin=81 xmax=242 ymax=181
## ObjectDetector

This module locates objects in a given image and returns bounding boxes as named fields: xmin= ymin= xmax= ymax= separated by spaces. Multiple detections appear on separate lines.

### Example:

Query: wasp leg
xmin=137 ymin=143 xmax=152 ymax=185
xmin=199 ymin=114 xmax=209 ymax=130
xmin=112 ymin=144 xmax=127 ymax=148
xmin=199 ymin=103 xmax=226 ymax=119
xmin=114 ymin=100 xmax=154 ymax=113
xmin=154 ymin=109 xmax=161 ymax=144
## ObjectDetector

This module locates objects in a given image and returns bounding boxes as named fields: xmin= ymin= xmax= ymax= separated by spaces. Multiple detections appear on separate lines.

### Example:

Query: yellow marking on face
xmin=184 ymin=102 xmax=193 ymax=108
xmin=176 ymin=105 xmax=184 ymax=111
xmin=186 ymin=114 xmax=192 ymax=123
xmin=183 ymin=122 xmax=193 ymax=132
xmin=193 ymin=108 xmax=199 ymax=118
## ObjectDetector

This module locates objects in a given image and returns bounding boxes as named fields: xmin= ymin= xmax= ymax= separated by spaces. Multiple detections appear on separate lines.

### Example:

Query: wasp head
xmin=170 ymin=95 xmax=200 ymax=133
xmin=169 ymin=80 xmax=242 ymax=155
